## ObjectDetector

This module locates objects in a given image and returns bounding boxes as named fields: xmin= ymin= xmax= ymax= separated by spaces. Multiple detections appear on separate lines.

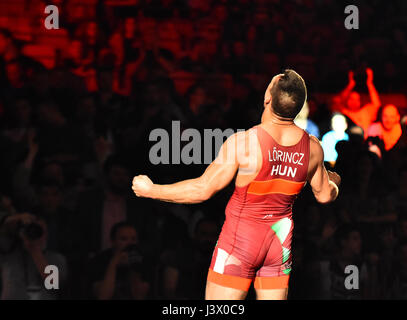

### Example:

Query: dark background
xmin=0 ymin=0 xmax=406 ymax=300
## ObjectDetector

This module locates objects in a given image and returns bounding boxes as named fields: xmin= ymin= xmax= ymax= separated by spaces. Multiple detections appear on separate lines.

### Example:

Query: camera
xmin=123 ymin=244 xmax=144 ymax=268
xmin=21 ymin=222 xmax=44 ymax=240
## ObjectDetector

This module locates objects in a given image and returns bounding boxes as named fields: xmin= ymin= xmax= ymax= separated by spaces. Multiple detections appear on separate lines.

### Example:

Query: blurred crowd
xmin=0 ymin=0 xmax=407 ymax=300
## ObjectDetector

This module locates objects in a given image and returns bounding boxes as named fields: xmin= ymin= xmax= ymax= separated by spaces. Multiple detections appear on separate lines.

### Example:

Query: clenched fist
xmin=132 ymin=175 xmax=154 ymax=198
xmin=327 ymin=170 xmax=341 ymax=187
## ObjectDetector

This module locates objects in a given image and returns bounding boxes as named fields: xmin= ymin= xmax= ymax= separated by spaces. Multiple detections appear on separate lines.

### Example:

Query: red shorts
xmin=208 ymin=216 xmax=293 ymax=291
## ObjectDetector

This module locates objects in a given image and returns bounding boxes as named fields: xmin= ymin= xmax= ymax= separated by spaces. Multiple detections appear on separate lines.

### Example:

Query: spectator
xmin=86 ymin=221 xmax=151 ymax=300
xmin=367 ymin=104 xmax=402 ymax=151
xmin=12 ymin=133 xmax=81 ymax=213
xmin=0 ymin=213 xmax=68 ymax=299
xmin=31 ymin=181 xmax=75 ymax=254
xmin=76 ymin=155 xmax=155 ymax=255
xmin=321 ymin=113 xmax=349 ymax=164
xmin=334 ymin=69 xmax=381 ymax=136
xmin=318 ymin=224 xmax=369 ymax=299
xmin=159 ymin=217 xmax=219 ymax=299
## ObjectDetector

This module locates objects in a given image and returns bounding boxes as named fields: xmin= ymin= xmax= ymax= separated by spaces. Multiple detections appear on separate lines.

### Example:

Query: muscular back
xmin=234 ymin=123 xmax=316 ymax=184
xmin=231 ymin=123 xmax=334 ymax=204
xmin=131 ymin=120 xmax=338 ymax=205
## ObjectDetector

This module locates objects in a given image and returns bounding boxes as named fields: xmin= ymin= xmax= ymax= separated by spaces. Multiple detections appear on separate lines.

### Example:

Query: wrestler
xmin=132 ymin=70 xmax=340 ymax=300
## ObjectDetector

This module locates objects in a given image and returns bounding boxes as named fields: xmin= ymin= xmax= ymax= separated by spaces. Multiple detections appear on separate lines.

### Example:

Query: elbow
xmin=314 ymin=191 xmax=336 ymax=204
xmin=192 ymin=180 xmax=213 ymax=203
xmin=194 ymin=187 xmax=212 ymax=203
xmin=315 ymin=188 xmax=339 ymax=204
xmin=315 ymin=196 xmax=334 ymax=204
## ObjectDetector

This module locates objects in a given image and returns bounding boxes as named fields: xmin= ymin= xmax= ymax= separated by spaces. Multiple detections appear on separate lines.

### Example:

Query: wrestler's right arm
xmin=308 ymin=135 xmax=340 ymax=203
xmin=131 ymin=133 xmax=241 ymax=204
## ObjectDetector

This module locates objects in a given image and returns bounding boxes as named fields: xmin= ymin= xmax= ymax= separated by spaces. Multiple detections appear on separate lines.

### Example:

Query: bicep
xmin=200 ymin=161 xmax=238 ymax=194
xmin=199 ymin=134 xmax=240 ymax=194
xmin=308 ymin=138 xmax=330 ymax=198
xmin=309 ymin=160 xmax=329 ymax=195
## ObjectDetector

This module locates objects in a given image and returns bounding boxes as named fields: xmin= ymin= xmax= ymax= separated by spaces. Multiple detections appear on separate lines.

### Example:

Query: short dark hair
xmin=270 ymin=69 xmax=307 ymax=119
xmin=110 ymin=221 xmax=137 ymax=241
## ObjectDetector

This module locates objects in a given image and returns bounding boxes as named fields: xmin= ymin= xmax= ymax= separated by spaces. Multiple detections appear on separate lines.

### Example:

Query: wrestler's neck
xmin=261 ymin=107 xmax=295 ymax=126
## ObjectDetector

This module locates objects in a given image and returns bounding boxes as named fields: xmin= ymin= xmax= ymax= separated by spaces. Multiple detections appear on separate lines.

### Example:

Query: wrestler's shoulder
xmin=308 ymin=134 xmax=324 ymax=160
xmin=228 ymin=126 xmax=258 ymax=141
xmin=309 ymin=134 xmax=321 ymax=144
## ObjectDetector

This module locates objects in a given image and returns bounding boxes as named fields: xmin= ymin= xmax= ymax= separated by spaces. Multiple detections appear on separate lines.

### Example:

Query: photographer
xmin=87 ymin=221 xmax=151 ymax=300
xmin=0 ymin=212 xmax=68 ymax=299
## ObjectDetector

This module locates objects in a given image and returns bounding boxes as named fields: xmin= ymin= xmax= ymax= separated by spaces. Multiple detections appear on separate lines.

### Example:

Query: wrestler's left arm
xmin=131 ymin=133 xmax=240 ymax=204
